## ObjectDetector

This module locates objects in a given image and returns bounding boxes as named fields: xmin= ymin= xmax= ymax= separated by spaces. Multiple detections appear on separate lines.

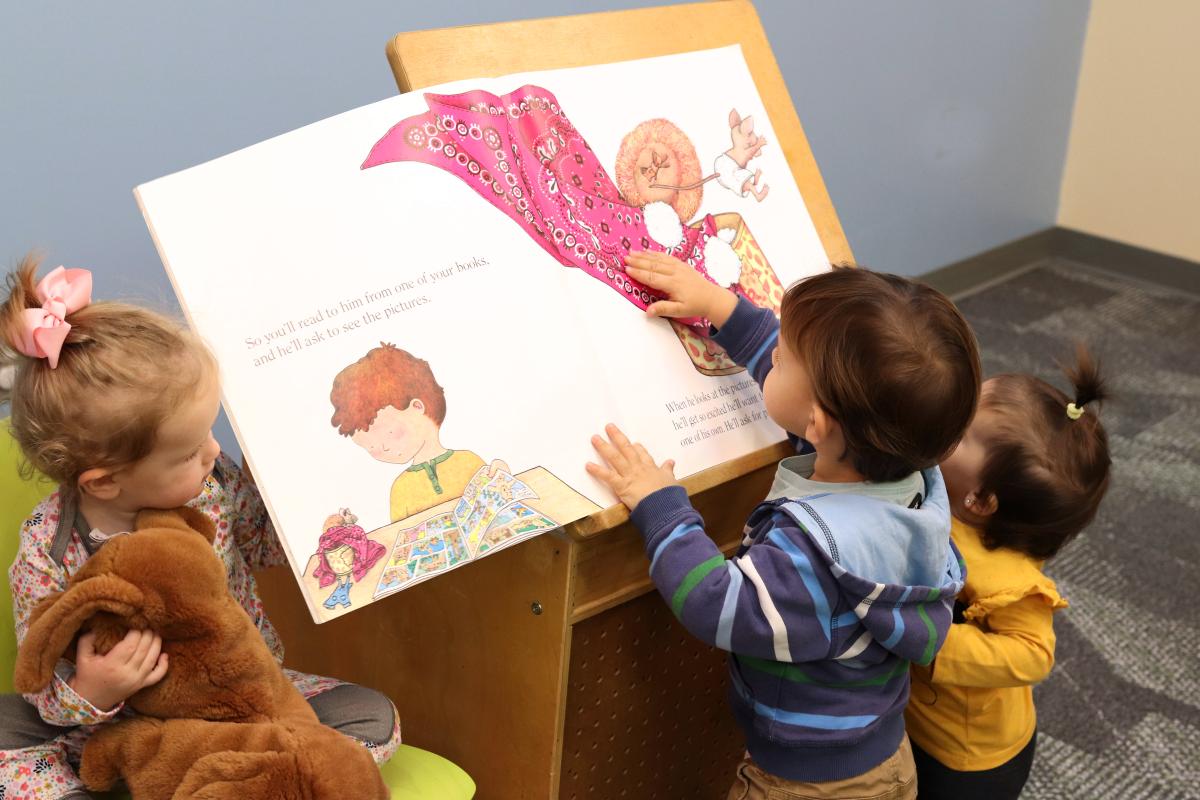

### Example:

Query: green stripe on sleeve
xmin=917 ymin=602 xmax=939 ymax=665
xmin=671 ymin=555 xmax=726 ymax=618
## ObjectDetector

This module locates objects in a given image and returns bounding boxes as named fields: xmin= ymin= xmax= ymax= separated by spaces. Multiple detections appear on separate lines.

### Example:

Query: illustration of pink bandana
xmin=362 ymin=86 xmax=725 ymax=331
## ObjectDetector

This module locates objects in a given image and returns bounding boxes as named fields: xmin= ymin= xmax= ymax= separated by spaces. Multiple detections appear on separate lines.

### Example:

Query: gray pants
xmin=0 ymin=684 xmax=395 ymax=798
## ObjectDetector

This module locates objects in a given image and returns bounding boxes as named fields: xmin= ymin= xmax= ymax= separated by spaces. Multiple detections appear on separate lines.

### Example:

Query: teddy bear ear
xmin=134 ymin=507 xmax=217 ymax=544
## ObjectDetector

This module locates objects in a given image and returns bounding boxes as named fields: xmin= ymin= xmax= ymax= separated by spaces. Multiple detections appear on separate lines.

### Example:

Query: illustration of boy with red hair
xmin=330 ymin=343 xmax=506 ymax=522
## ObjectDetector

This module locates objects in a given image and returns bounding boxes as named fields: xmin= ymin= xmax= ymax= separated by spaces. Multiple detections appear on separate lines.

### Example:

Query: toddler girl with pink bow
xmin=0 ymin=255 xmax=400 ymax=799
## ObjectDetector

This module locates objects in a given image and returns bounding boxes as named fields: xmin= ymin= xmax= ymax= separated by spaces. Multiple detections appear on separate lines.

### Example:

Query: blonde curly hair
xmin=614 ymin=119 xmax=703 ymax=222
xmin=1 ymin=253 xmax=215 ymax=483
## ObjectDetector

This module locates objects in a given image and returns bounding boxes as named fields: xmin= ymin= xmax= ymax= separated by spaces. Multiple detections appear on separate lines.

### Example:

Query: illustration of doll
xmin=717 ymin=110 xmax=770 ymax=201
xmin=693 ymin=110 xmax=770 ymax=202
xmin=312 ymin=508 xmax=387 ymax=610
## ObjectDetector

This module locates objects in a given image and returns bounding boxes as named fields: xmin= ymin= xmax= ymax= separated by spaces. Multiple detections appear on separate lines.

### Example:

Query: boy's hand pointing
xmin=625 ymin=251 xmax=738 ymax=329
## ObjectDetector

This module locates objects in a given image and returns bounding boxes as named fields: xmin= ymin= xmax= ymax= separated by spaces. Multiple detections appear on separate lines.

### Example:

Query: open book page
xmin=136 ymin=47 xmax=828 ymax=622
xmin=137 ymin=90 xmax=615 ymax=621
xmin=541 ymin=48 xmax=831 ymax=476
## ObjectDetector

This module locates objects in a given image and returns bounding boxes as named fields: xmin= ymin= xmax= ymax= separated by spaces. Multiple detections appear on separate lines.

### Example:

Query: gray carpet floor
xmin=953 ymin=260 xmax=1200 ymax=800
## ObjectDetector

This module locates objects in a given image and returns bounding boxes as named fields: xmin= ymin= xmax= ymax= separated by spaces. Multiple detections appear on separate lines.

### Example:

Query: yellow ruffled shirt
xmin=905 ymin=517 xmax=1068 ymax=771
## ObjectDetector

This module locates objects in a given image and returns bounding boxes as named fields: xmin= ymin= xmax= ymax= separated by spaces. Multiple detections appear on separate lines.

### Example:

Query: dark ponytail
xmin=1062 ymin=343 xmax=1108 ymax=409
xmin=976 ymin=345 xmax=1112 ymax=561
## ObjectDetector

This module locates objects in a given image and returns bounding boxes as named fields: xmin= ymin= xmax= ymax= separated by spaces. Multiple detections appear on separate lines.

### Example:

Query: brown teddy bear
xmin=13 ymin=506 xmax=389 ymax=799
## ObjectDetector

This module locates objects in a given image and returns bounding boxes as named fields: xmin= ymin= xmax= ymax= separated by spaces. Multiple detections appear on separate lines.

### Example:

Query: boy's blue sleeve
xmin=711 ymin=295 xmax=780 ymax=390
xmin=631 ymin=485 xmax=840 ymax=664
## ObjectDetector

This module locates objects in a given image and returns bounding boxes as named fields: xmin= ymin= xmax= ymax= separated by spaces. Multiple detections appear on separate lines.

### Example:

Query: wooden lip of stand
xmin=383 ymin=0 xmax=853 ymax=541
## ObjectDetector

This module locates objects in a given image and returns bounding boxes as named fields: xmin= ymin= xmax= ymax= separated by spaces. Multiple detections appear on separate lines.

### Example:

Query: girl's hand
xmin=69 ymin=629 xmax=169 ymax=711
xmin=625 ymin=251 xmax=739 ymax=329
xmin=586 ymin=424 xmax=678 ymax=511
xmin=486 ymin=458 xmax=511 ymax=477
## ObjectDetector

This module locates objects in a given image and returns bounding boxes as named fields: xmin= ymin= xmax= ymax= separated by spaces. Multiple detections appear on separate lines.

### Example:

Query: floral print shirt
xmin=7 ymin=452 xmax=286 ymax=726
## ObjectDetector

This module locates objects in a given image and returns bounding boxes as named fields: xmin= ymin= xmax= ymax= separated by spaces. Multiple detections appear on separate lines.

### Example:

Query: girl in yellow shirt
xmin=905 ymin=347 xmax=1112 ymax=799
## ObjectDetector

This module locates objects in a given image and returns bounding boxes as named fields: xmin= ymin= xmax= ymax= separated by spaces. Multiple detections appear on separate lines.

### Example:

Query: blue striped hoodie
xmin=630 ymin=297 xmax=965 ymax=782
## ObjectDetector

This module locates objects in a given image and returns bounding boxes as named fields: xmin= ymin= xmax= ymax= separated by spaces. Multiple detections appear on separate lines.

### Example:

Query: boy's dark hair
xmin=977 ymin=347 xmax=1111 ymax=560
xmin=780 ymin=266 xmax=981 ymax=483
xmin=329 ymin=343 xmax=446 ymax=435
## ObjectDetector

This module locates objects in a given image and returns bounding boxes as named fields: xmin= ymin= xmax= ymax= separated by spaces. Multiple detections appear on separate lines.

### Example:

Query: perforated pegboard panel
xmin=559 ymin=591 xmax=744 ymax=799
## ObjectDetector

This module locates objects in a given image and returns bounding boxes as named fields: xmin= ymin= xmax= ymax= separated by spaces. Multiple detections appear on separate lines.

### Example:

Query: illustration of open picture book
xmin=374 ymin=465 xmax=559 ymax=597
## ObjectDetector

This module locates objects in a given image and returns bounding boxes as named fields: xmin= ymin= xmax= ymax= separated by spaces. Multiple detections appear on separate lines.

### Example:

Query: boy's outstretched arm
xmin=626 ymin=252 xmax=781 ymax=391
xmin=589 ymin=425 xmax=835 ymax=663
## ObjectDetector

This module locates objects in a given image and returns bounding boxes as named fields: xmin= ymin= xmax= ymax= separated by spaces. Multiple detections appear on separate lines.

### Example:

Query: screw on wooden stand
xmin=531 ymin=601 xmax=544 ymax=615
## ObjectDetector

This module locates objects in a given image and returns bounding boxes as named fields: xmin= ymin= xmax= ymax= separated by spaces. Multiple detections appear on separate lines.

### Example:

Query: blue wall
xmin=1 ymin=1 xmax=1089 ymax=449
xmin=767 ymin=1 xmax=1089 ymax=273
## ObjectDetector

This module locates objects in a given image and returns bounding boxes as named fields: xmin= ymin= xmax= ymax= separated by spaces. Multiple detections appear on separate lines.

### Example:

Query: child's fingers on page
xmin=603 ymin=425 xmax=644 ymax=469
xmin=605 ymin=425 xmax=642 ymax=463
xmin=619 ymin=440 xmax=645 ymax=468
xmin=591 ymin=434 xmax=628 ymax=471
xmin=632 ymin=442 xmax=655 ymax=466
xmin=626 ymin=251 xmax=682 ymax=274
xmin=624 ymin=262 xmax=672 ymax=287
xmin=585 ymin=461 xmax=617 ymax=485
xmin=645 ymin=300 xmax=685 ymax=318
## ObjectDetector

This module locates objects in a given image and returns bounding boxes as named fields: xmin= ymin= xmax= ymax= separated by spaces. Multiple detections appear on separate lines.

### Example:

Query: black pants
xmin=912 ymin=729 xmax=1037 ymax=800
xmin=0 ymin=684 xmax=395 ymax=751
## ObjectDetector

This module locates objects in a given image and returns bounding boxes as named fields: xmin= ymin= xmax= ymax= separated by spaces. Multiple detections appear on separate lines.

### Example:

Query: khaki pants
xmin=726 ymin=735 xmax=917 ymax=800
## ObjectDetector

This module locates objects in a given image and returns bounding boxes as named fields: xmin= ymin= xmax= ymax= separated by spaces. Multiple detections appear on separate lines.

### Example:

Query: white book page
xmin=548 ymin=48 xmax=830 ymax=474
xmin=137 ymin=93 xmax=616 ymax=610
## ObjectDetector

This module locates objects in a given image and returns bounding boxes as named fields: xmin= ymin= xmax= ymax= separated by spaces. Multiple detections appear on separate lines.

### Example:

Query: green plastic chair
xmin=1 ymin=422 xmax=474 ymax=799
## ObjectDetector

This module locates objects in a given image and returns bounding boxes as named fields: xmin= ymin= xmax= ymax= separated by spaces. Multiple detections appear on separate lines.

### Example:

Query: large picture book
xmin=135 ymin=46 xmax=832 ymax=622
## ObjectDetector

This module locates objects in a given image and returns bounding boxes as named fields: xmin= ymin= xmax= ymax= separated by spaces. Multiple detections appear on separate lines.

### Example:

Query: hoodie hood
xmin=775 ymin=467 xmax=965 ymax=664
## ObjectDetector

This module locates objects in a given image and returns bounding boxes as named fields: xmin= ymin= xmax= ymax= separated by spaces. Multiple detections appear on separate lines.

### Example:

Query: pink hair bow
xmin=16 ymin=266 xmax=93 ymax=369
